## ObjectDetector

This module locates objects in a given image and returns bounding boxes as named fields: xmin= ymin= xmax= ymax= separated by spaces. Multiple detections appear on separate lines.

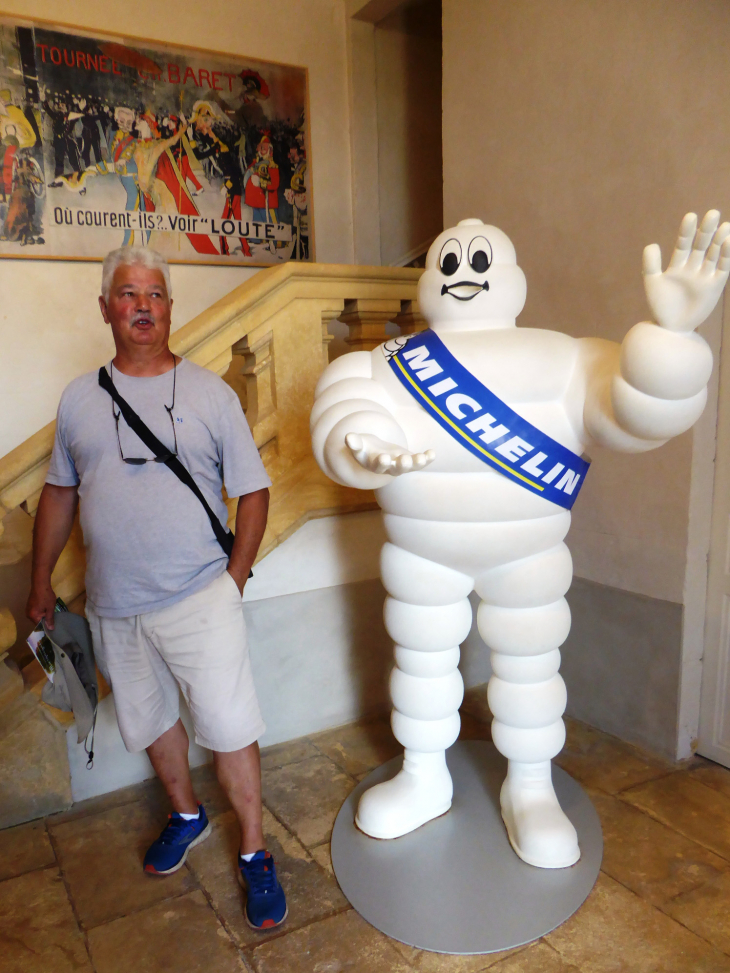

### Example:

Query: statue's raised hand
xmin=345 ymin=433 xmax=435 ymax=476
xmin=643 ymin=210 xmax=730 ymax=332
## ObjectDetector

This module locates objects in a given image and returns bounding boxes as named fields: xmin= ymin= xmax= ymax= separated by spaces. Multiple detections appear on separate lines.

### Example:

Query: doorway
xmin=374 ymin=0 xmax=443 ymax=267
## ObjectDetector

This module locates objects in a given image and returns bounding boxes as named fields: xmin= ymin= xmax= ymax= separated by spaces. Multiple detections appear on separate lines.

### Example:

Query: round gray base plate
xmin=331 ymin=741 xmax=602 ymax=955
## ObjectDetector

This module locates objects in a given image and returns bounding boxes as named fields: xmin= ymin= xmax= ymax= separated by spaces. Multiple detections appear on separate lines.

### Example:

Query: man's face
xmin=196 ymin=113 xmax=212 ymax=134
xmin=115 ymin=107 xmax=135 ymax=133
xmin=98 ymin=264 xmax=173 ymax=354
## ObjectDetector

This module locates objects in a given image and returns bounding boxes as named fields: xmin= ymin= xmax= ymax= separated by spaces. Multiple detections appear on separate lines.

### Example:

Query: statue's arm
xmin=311 ymin=352 xmax=433 ymax=489
xmin=581 ymin=211 xmax=728 ymax=453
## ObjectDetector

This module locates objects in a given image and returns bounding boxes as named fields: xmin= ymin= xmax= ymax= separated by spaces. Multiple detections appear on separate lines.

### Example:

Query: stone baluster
xmin=340 ymin=298 xmax=402 ymax=351
xmin=394 ymin=299 xmax=427 ymax=336
xmin=20 ymin=489 xmax=42 ymax=516
xmin=0 ymin=507 xmax=33 ymax=567
xmin=0 ymin=609 xmax=16 ymax=657
xmin=233 ymin=331 xmax=276 ymax=431
xmin=0 ymin=609 xmax=24 ymax=726
xmin=320 ymin=301 xmax=345 ymax=367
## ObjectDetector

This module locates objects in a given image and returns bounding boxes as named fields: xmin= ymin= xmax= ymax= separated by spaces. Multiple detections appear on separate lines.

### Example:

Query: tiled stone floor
xmin=4 ymin=686 xmax=730 ymax=972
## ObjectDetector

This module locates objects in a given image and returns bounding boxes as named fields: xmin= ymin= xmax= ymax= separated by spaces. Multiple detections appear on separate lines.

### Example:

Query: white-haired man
xmin=27 ymin=246 xmax=287 ymax=930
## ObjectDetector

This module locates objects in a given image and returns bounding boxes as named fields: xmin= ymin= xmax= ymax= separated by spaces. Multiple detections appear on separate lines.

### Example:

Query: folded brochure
xmin=26 ymin=597 xmax=69 ymax=683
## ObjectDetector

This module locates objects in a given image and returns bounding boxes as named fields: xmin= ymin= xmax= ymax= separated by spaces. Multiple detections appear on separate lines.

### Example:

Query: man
xmin=26 ymin=246 xmax=287 ymax=930
xmin=284 ymin=143 xmax=308 ymax=261
xmin=43 ymin=94 xmax=82 ymax=187
xmin=79 ymin=97 xmax=105 ymax=171
xmin=244 ymin=134 xmax=279 ymax=225
xmin=188 ymin=102 xmax=251 ymax=257
xmin=105 ymin=107 xmax=146 ymax=246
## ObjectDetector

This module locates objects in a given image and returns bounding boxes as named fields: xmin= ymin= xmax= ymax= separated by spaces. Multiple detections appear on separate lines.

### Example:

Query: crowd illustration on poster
xmin=0 ymin=18 xmax=311 ymax=264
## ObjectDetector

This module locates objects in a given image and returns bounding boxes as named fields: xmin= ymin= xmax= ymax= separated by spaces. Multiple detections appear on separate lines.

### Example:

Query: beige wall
xmin=346 ymin=16 xmax=382 ymax=265
xmin=442 ymin=0 xmax=730 ymax=601
xmin=375 ymin=0 xmax=443 ymax=266
xmin=0 ymin=0 xmax=355 ymax=457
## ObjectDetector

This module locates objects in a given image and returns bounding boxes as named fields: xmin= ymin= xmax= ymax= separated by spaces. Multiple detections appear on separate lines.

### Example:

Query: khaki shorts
xmin=87 ymin=570 xmax=265 ymax=753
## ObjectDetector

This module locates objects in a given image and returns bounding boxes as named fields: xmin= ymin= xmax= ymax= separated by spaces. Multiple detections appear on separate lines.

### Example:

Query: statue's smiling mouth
xmin=440 ymin=280 xmax=489 ymax=301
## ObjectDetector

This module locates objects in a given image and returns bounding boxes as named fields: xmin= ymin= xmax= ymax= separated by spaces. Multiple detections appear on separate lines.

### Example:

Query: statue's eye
xmin=439 ymin=238 xmax=462 ymax=276
xmin=468 ymin=236 xmax=492 ymax=274
xmin=471 ymin=250 xmax=489 ymax=273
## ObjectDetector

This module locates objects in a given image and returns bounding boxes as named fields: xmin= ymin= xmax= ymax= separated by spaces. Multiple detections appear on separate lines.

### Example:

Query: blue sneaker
xmin=143 ymin=804 xmax=211 ymax=875
xmin=238 ymin=850 xmax=288 ymax=929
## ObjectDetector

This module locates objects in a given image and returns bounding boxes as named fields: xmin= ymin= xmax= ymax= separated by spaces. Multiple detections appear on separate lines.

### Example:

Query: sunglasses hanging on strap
xmin=99 ymin=365 xmax=252 ymax=576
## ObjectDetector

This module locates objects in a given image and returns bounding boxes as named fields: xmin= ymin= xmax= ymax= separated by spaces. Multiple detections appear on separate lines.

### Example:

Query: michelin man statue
xmin=310 ymin=211 xmax=730 ymax=869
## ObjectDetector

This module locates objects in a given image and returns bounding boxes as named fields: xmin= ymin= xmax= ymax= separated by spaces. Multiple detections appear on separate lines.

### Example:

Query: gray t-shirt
xmin=47 ymin=359 xmax=271 ymax=618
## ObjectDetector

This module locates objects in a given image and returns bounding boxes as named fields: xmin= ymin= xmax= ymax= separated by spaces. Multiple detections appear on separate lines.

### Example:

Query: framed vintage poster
xmin=0 ymin=15 xmax=312 ymax=265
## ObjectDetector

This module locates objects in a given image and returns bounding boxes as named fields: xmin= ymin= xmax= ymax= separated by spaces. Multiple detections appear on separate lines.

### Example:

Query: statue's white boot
xmin=477 ymin=542 xmax=580 ymax=869
xmin=355 ymin=749 xmax=453 ymax=839
xmin=500 ymin=760 xmax=579 ymax=868
xmin=356 ymin=543 xmax=473 ymax=840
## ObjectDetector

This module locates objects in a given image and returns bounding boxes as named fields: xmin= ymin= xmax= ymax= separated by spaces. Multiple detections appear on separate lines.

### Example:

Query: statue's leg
xmin=476 ymin=542 xmax=578 ymax=869
xmin=355 ymin=542 xmax=474 ymax=839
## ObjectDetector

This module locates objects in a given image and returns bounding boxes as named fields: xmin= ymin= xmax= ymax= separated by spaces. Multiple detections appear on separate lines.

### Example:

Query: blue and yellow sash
xmin=384 ymin=330 xmax=589 ymax=510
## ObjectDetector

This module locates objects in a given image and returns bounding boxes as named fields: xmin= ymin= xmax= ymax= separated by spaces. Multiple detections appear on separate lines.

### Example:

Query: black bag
xmin=98 ymin=365 xmax=239 ymax=559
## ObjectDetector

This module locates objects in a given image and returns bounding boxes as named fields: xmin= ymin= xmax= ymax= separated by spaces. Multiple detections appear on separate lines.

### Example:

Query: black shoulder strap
xmin=99 ymin=366 xmax=234 ymax=558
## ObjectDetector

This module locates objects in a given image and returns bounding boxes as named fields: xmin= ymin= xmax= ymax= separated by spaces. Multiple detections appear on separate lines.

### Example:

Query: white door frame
xmin=694 ymin=295 xmax=730 ymax=764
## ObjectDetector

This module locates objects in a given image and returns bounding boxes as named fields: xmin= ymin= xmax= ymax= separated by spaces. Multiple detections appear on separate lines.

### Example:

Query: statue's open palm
xmin=345 ymin=433 xmax=435 ymax=476
xmin=643 ymin=210 xmax=730 ymax=332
